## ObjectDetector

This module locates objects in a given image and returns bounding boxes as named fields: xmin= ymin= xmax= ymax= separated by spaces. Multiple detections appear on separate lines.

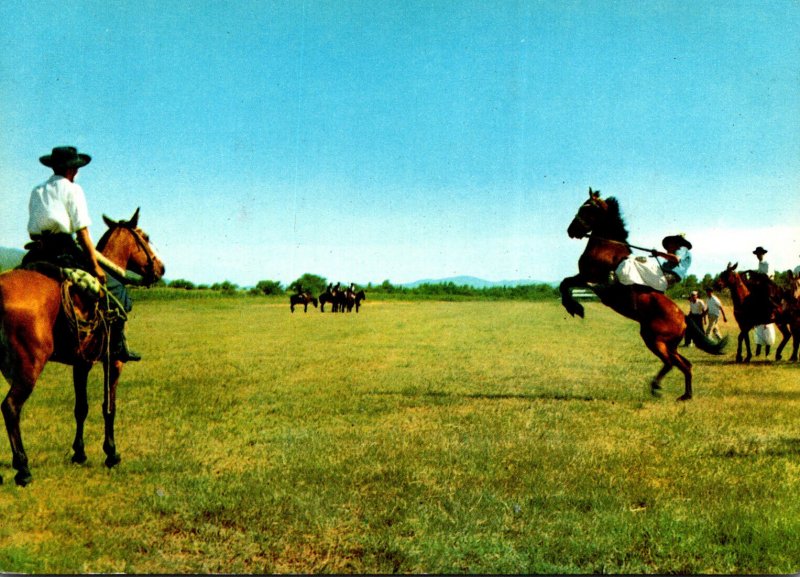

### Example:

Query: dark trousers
xmin=684 ymin=313 xmax=704 ymax=345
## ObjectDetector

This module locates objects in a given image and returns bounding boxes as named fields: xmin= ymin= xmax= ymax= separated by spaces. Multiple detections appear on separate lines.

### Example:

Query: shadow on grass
xmin=712 ymin=437 xmax=800 ymax=459
xmin=368 ymin=389 xmax=600 ymax=403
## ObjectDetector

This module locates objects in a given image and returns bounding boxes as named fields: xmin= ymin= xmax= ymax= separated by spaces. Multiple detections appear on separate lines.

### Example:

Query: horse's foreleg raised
xmin=71 ymin=364 xmax=91 ymax=464
xmin=560 ymin=275 xmax=587 ymax=318
xmin=101 ymin=360 xmax=123 ymax=468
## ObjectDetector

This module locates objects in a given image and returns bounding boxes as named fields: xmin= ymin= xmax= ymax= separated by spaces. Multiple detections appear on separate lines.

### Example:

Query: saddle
xmin=19 ymin=261 xmax=125 ymax=362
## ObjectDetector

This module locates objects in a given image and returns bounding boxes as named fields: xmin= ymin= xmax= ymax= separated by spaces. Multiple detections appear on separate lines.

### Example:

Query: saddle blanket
xmin=615 ymin=256 xmax=667 ymax=292
xmin=63 ymin=268 xmax=103 ymax=299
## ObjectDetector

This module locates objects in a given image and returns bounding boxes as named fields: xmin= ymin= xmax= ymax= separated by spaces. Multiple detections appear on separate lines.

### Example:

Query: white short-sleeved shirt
xmin=757 ymin=259 xmax=773 ymax=278
xmin=689 ymin=299 xmax=706 ymax=315
xmin=28 ymin=175 xmax=92 ymax=236
xmin=707 ymin=294 xmax=723 ymax=316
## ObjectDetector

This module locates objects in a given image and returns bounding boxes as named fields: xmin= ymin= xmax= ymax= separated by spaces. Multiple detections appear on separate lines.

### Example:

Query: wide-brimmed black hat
xmin=39 ymin=146 xmax=91 ymax=169
xmin=662 ymin=234 xmax=692 ymax=250
xmin=753 ymin=246 xmax=768 ymax=255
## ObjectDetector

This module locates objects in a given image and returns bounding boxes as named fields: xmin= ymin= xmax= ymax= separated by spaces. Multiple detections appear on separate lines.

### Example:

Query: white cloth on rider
xmin=28 ymin=175 xmax=92 ymax=236
xmin=754 ymin=324 xmax=776 ymax=346
xmin=615 ymin=256 xmax=668 ymax=292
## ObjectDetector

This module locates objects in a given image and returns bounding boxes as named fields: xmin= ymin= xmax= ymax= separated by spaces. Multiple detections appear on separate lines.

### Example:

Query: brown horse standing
xmin=714 ymin=263 xmax=792 ymax=363
xmin=775 ymin=270 xmax=800 ymax=362
xmin=289 ymin=292 xmax=318 ymax=313
xmin=0 ymin=209 xmax=164 ymax=485
xmin=560 ymin=189 xmax=726 ymax=401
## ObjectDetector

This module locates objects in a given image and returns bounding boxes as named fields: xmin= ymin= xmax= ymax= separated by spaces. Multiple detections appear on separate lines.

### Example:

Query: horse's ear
xmin=732 ymin=262 xmax=738 ymax=271
xmin=103 ymin=214 xmax=116 ymax=228
xmin=129 ymin=207 xmax=140 ymax=228
xmin=589 ymin=188 xmax=600 ymax=199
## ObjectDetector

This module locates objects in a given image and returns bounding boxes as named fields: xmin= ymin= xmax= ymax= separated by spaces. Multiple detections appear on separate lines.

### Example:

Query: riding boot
xmin=110 ymin=321 xmax=141 ymax=362
xmin=765 ymin=345 xmax=771 ymax=357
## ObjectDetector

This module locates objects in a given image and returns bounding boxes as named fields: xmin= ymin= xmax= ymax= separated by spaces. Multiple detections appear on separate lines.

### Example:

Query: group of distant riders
xmin=292 ymin=282 xmax=365 ymax=313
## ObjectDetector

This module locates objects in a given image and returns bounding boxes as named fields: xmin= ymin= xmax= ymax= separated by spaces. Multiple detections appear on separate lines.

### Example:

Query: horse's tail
xmin=685 ymin=315 xmax=728 ymax=355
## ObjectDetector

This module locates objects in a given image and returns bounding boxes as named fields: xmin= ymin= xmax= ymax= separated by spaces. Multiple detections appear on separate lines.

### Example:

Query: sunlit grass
xmin=1 ymin=299 xmax=798 ymax=573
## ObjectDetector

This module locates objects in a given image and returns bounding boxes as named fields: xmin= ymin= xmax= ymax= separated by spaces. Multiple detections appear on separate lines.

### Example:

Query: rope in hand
xmin=585 ymin=234 xmax=670 ymax=278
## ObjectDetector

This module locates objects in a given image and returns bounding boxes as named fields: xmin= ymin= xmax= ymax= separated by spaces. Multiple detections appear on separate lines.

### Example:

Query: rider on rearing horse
xmin=21 ymin=146 xmax=140 ymax=362
xmin=615 ymin=233 xmax=693 ymax=292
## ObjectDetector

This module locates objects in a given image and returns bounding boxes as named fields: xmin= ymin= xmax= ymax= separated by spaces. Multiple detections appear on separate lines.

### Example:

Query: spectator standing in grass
xmin=704 ymin=287 xmax=727 ymax=341
xmin=684 ymin=290 xmax=706 ymax=347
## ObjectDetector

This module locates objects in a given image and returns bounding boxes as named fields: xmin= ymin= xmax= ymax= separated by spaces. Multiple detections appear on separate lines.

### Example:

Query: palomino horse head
xmin=567 ymin=188 xmax=609 ymax=239
xmin=97 ymin=208 xmax=165 ymax=286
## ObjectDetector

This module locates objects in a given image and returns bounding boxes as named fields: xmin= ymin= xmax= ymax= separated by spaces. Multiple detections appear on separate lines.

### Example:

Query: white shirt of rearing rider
xmin=28 ymin=175 xmax=92 ymax=236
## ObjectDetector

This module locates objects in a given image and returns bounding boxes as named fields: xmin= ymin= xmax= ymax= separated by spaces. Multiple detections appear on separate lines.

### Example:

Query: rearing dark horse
xmin=560 ymin=189 xmax=726 ymax=401
xmin=0 ymin=209 xmax=164 ymax=485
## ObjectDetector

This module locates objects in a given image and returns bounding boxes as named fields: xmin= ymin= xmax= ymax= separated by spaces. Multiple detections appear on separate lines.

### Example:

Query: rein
xmin=585 ymin=233 xmax=654 ymax=254
xmin=97 ymin=226 xmax=156 ymax=286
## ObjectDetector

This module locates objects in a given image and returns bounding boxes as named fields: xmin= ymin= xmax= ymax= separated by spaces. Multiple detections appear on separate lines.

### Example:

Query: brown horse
xmin=0 ymin=209 xmax=164 ymax=486
xmin=560 ymin=189 xmax=727 ymax=401
xmin=290 ymin=292 xmax=318 ymax=313
xmin=775 ymin=270 xmax=800 ymax=362
xmin=714 ymin=263 xmax=792 ymax=363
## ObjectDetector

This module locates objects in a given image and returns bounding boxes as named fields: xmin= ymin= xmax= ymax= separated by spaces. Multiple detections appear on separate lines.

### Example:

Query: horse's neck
xmin=101 ymin=243 xmax=130 ymax=269
xmin=100 ymin=231 xmax=133 ymax=270
xmin=729 ymin=275 xmax=750 ymax=305
xmin=593 ymin=207 xmax=629 ymax=244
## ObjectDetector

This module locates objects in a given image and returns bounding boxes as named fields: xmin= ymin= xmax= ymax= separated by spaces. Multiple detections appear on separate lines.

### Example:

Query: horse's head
xmin=98 ymin=208 xmax=165 ymax=287
xmin=785 ymin=270 xmax=800 ymax=303
xmin=567 ymin=188 xmax=610 ymax=239
xmin=714 ymin=262 xmax=739 ymax=291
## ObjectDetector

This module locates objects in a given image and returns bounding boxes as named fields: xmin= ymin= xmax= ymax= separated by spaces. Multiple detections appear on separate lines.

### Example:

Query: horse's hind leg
xmin=670 ymin=350 xmax=693 ymax=401
xmin=71 ymin=364 xmax=90 ymax=464
xmin=643 ymin=334 xmax=693 ymax=401
xmin=641 ymin=335 xmax=673 ymax=397
xmin=775 ymin=323 xmax=790 ymax=361
xmin=2 ymin=382 xmax=34 ymax=486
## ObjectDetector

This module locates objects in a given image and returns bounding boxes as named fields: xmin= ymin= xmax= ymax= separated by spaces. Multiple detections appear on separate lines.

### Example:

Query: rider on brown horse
xmin=21 ymin=146 xmax=140 ymax=362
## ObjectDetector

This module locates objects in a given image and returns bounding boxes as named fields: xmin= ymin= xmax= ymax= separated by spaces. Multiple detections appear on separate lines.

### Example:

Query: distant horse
xmin=290 ymin=292 xmax=318 ymax=313
xmin=318 ymin=290 xmax=336 ymax=312
xmin=714 ymin=263 xmax=791 ymax=363
xmin=353 ymin=289 xmax=366 ymax=313
xmin=0 ymin=209 xmax=164 ymax=485
xmin=775 ymin=270 xmax=800 ymax=362
xmin=560 ymin=189 xmax=727 ymax=401
xmin=332 ymin=290 xmax=348 ymax=313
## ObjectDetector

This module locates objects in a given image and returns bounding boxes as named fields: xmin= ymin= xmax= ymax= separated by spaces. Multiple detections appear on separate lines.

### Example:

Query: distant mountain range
xmin=401 ymin=275 xmax=554 ymax=289
xmin=0 ymin=247 xmax=24 ymax=271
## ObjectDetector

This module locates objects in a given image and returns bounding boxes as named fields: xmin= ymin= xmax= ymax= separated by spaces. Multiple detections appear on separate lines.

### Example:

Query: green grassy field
xmin=1 ymin=298 xmax=798 ymax=573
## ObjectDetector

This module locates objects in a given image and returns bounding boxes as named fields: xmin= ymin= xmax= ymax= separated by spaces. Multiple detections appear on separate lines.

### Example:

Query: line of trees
xmin=148 ymin=273 xmax=561 ymax=300
xmin=142 ymin=269 xmax=796 ymax=302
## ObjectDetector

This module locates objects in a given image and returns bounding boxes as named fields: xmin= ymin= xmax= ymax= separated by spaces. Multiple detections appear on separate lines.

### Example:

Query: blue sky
xmin=1 ymin=1 xmax=798 ymax=287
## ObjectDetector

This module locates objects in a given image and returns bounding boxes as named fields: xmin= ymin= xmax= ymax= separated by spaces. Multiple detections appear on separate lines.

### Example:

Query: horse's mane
xmin=598 ymin=197 xmax=629 ymax=242
xmin=95 ymin=226 xmax=120 ymax=253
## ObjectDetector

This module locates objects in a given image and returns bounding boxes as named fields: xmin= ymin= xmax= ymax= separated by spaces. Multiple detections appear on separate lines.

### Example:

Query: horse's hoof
xmin=15 ymin=470 xmax=32 ymax=487
xmin=0 ymin=474 xmax=3 ymax=485
xmin=71 ymin=452 xmax=88 ymax=465
xmin=105 ymin=453 xmax=121 ymax=468
xmin=677 ymin=394 xmax=692 ymax=402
